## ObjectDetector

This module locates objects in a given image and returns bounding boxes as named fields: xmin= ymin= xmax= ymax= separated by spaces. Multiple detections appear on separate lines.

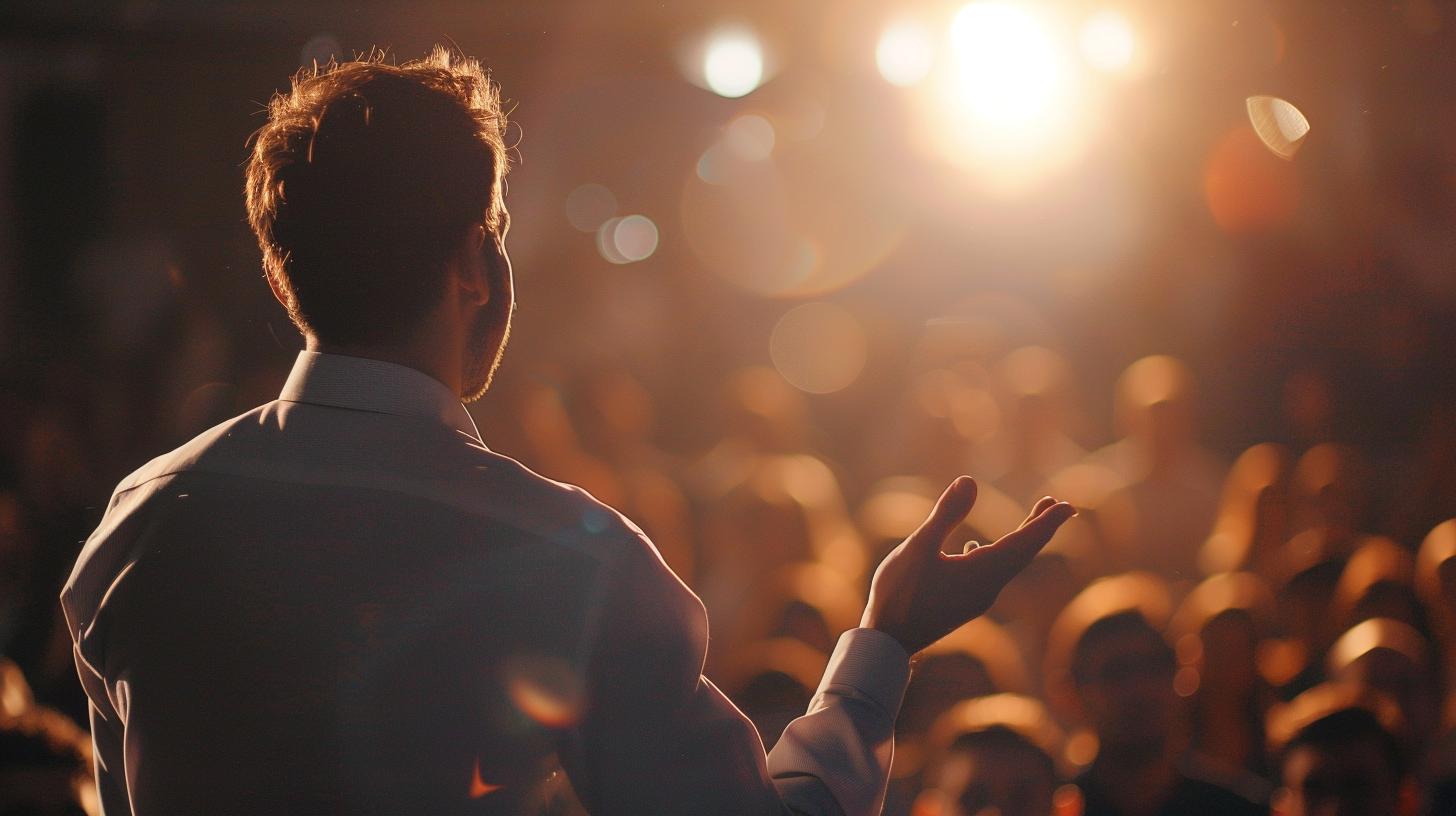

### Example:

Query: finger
xmin=969 ymin=500 xmax=1075 ymax=573
xmin=1021 ymin=496 xmax=1057 ymax=527
xmin=908 ymin=476 xmax=978 ymax=558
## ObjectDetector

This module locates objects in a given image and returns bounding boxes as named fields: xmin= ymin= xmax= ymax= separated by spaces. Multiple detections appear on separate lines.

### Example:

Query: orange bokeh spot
xmin=504 ymin=655 xmax=584 ymax=729
xmin=1203 ymin=125 xmax=1299 ymax=232
xmin=470 ymin=757 xmax=504 ymax=798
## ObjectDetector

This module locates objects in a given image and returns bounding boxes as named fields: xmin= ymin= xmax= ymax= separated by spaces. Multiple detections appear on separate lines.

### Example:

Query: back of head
xmin=245 ymin=48 xmax=509 ymax=346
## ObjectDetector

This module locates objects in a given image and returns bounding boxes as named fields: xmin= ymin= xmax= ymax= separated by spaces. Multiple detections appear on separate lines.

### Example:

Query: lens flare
xmin=1079 ymin=10 xmax=1137 ymax=75
xmin=597 ymin=215 xmax=659 ymax=264
xmin=769 ymin=302 xmax=868 ymax=394
xmin=910 ymin=1 xmax=1090 ymax=189
xmin=723 ymin=114 xmax=776 ymax=162
xmin=876 ymin=20 xmax=935 ymax=87
xmin=950 ymin=2 xmax=1069 ymax=127
xmin=1246 ymin=95 xmax=1310 ymax=160
xmin=564 ymin=183 xmax=617 ymax=233
xmin=703 ymin=29 xmax=765 ymax=98
xmin=504 ymin=655 xmax=584 ymax=729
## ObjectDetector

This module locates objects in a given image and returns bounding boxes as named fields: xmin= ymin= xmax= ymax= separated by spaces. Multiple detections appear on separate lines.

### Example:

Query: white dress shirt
xmin=62 ymin=351 xmax=910 ymax=815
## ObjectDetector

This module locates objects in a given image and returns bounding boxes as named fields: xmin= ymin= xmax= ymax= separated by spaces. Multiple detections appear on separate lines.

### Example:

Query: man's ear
xmin=456 ymin=225 xmax=492 ymax=307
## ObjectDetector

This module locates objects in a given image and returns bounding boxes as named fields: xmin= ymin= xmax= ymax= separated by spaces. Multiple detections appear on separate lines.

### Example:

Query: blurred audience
xmin=5 ymin=336 xmax=1455 ymax=812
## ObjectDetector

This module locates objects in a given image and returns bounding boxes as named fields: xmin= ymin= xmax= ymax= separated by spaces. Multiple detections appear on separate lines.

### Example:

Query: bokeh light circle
xmin=703 ymin=29 xmax=765 ymax=98
xmin=769 ymin=302 xmax=869 ymax=394
xmin=876 ymin=20 xmax=935 ymax=87
xmin=597 ymin=215 xmax=658 ymax=264
xmin=723 ymin=114 xmax=776 ymax=162
xmin=613 ymin=215 xmax=660 ymax=262
xmin=564 ymin=183 xmax=618 ymax=233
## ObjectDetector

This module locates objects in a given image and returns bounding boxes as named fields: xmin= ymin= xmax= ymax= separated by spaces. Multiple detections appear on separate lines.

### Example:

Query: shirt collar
xmin=278 ymin=351 xmax=483 ymax=443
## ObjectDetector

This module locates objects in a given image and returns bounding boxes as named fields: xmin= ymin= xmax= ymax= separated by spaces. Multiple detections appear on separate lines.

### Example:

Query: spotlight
xmin=703 ymin=28 xmax=765 ymax=98
xmin=949 ymin=2 xmax=1069 ymax=128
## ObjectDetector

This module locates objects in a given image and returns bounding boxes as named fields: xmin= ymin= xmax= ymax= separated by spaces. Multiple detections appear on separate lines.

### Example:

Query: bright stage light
xmin=949 ymin=2 xmax=1069 ymax=128
xmin=703 ymin=29 xmax=765 ymax=98
xmin=911 ymin=1 xmax=1089 ymax=189
xmin=1079 ymin=10 xmax=1136 ymax=75
xmin=876 ymin=20 xmax=935 ymax=87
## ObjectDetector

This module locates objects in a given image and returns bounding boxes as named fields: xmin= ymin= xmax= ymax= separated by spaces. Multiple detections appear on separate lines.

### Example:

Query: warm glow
xmin=911 ymin=1 xmax=1090 ymax=189
xmin=949 ymin=2 xmax=1068 ymax=128
xmin=703 ymin=29 xmax=765 ymax=98
xmin=469 ymin=758 xmax=504 ymax=798
xmin=876 ymin=20 xmax=935 ymax=87
xmin=504 ymin=655 xmax=584 ymax=728
xmin=1079 ymin=10 xmax=1136 ymax=75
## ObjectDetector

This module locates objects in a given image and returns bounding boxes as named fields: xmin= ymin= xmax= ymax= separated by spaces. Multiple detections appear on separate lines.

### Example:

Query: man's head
xmin=1269 ymin=685 xmax=1413 ymax=816
xmin=246 ymin=48 xmax=513 ymax=400
xmin=918 ymin=694 xmax=1068 ymax=816
xmin=1045 ymin=573 xmax=1176 ymax=760
xmin=1070 ymin=611 xmax=1178 ymax=758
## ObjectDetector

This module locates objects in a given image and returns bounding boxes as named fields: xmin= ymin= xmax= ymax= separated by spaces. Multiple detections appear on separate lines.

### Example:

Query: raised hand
xmin=859 ymin=476 xmax=1076 ymax=655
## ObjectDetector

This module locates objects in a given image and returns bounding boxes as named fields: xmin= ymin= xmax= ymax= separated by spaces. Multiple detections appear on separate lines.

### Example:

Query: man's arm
xmin=558 ymin=477 xmax=1075 ymax=815
xmin=557 ymin=528 xmax=906 ymax=815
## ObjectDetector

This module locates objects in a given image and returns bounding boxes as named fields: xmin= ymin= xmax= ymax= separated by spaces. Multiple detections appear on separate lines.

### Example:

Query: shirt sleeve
xmin=556 ymin=532 xmax=910 ymax=815
xmin=69 ymin=637 xmax=132 ymax=816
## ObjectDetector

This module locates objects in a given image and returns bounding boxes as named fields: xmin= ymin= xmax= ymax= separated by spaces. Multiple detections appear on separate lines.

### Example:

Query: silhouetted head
xmin=918 ymin=694 xmax=1066 ymax=816
xmin=1269 ymin=683 xmax=1413 ymax=816
xmin=1170 ymin=572 xmax=1274 ymax=704
xmin=1045 ymin=572 xmax=1174 ymax=750
xmin=1113 ymin=355 xmax=1197 ymax=461
xmin=246 ymin=48 xmax=514 ymax=400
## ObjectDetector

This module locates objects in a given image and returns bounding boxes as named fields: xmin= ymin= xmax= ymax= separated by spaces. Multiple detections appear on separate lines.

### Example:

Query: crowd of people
xmin=2 ymin=336 xmax=1454 ymax=815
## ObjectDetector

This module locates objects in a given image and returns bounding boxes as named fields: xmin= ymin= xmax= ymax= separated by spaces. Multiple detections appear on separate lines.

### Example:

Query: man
xmin=59 ymin=49 xmax=1075 ymax=814
xmin=1046 ymin=574 xmax=1264 ymax=816
xmin=912 ymin=693 xmax=1068 ymax=816
xmin=1266 ymin=683 xmax=1416 ymax=816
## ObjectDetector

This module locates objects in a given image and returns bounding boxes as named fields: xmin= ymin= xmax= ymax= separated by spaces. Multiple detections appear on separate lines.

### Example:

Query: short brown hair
xmin=245 ymin=47 xmax=509 ymax=345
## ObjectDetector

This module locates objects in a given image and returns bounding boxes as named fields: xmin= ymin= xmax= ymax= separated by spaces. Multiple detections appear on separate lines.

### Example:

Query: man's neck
xmin=307 ymin=336 xmax=462 ymax=397
xmin=1087 ymin=748 xmax=1179 ymax=816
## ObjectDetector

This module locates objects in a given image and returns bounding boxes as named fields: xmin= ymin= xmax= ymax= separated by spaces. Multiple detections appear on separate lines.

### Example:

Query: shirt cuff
xmin=814 ymin=628 xmax=912 ymax=718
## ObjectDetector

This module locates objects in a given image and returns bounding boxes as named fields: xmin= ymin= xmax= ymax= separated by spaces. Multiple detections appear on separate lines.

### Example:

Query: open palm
xmin=860 ymin=476 xmax=1076 ymax=655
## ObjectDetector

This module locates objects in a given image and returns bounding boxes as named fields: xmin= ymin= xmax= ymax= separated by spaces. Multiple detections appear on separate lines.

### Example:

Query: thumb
xmin=907 ymin=476 xmax=978 ymax=558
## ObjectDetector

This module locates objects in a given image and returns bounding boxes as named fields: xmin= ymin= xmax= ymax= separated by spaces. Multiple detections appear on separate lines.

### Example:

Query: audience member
xmin=1267 ymin=682 xmax=1415 ymax=816
xmin=982 ymin=346 xmax=1088 ymax=507
xmin=1198 ymin=443 xmax=1291 ymax=577
xmin=1081 ymin=356 xmax=1226 ymax=581
xmin=1327 ymin=618 xmax=1439 ymax=766
xmin=1170 ymin=572 xmax=1277 ymax=800
xmin=1047 ymin=573 xmax=1263 ymax=816
xmin=913 ymin=693 xmax=1069 ymax=816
